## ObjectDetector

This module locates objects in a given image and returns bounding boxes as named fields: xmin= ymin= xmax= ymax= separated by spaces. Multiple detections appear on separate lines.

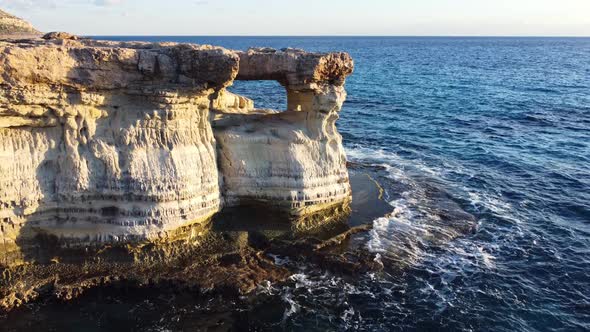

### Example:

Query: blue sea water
xmin=72 ymin=37 xmax=590 ymax=330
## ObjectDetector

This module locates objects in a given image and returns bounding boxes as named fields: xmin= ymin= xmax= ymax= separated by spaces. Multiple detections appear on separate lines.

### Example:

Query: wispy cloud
xmin=0 ymin=0 xmax=127 ymax=12
xmin=0 ymin=0 xmax=57 ymax=10
xmin=94 ymin=0 xmax=125 ymax=6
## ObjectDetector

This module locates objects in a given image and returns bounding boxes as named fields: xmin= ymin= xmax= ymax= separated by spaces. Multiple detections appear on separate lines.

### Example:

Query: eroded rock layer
xmin=0 ymin=37 xmax=354 ymax=265
xmin=214 ymin=49 xmax=354 ymax=214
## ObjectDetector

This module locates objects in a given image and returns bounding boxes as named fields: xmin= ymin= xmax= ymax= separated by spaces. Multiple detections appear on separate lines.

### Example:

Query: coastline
xmin=0 ymin=169 xmax=394 ymax=312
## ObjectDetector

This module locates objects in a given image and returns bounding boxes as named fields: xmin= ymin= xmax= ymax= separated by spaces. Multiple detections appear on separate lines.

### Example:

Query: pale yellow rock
xmin=0 ymin=38 xmax=238 ymax=262
xmin=213 ymin=88 xmax=351 ymax=213
xmin=213 ymin=49 xmax=354 ymax=214
xmin=0 ymin=33 xmax=354 ymax=264
xmin=0 ymin=9 xmax=40 ymax=36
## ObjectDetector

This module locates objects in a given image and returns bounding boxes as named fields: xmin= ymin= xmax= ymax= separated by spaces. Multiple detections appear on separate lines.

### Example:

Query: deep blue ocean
xmin=59 ymin=37 xmax=590 ymax=330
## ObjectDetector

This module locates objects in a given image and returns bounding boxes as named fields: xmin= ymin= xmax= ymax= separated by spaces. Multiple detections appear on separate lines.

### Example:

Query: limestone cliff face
xmin=0 ymin=37 xmax=353 ymax=265
xmin=0 ymin=10 xmax=40 ymax=36
xmin=214 ymin=49 xmax=354 ymax=214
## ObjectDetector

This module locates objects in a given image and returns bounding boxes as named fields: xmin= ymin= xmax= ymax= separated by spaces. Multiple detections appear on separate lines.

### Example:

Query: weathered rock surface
xmin=0 ymin=35 xmax=354 ymax=266
xmin=0 ymin=10 xmax=40 ymax=36
xmin=41 ymin=31 xmax=79 ymax=40
xmin=0 ymin=37 xmax=240 ymax=264
xmin=214 ymin=48 xmax=354 ymax=215
xmin=0 ymin=169 xmax=390 ymax=314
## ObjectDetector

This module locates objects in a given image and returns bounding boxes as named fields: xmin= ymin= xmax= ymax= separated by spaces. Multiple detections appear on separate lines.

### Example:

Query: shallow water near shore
xmin=3 ymin=37 xmax=590 ymax=331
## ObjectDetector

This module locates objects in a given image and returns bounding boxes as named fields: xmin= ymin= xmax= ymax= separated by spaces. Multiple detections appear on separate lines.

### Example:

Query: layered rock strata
xmin=214 ymin=48 xmax=354 ymax=215
xmin=0 ymin=36 xmax=354 ymax=265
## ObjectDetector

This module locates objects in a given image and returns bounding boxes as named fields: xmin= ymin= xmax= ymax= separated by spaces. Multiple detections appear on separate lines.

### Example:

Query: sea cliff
xmin=0 ymin=14 xmax=366 ymax=309
xmin=0 ymin=35 xmax=353 ymax=263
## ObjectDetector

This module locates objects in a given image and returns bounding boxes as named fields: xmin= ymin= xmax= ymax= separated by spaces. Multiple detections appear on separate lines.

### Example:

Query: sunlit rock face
xmin=213 ymin=49 xmax=354 ymax=215
xmin=0 ymin=10 xmax=40 ymax=36
xmin=0 ymin=36 xmax=354 ymax=265
xmin=0 ymin=38 xmax=237 ymax=263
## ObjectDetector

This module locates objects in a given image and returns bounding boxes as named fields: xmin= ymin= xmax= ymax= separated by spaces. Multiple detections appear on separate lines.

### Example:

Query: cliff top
xmin=0 ymin=9 xmax=353 ymax=89
xmin=0 ymin=37 xmax=353 ymax=92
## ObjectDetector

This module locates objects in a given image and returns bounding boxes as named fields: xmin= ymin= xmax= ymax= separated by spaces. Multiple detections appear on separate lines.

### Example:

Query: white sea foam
xmin=289 ymin=273 xmax=315 ymax=290
xmin=373 ymin=253 xmax=384 ymax=266
xmin=256 ymin=280 xmax=277 ymax=295
xmin=348 ymin=146 xmax=515 ymax=229
xmin=347 ymin=143 xmax=509 ymax=325
xmin=340 ymin=305 xmax=360 ymax=330
xmin=281 ymin=291 xmax=300 ymax=320
xmin=346 ymin=146 xmax=442 ymax=178
xmin=465 ymin=187 xmax=521 ymax=224
xmin=268 ymin=254 xmax=290 ymax=266
xmin=477 ymin=246 xmax=496 ymax=269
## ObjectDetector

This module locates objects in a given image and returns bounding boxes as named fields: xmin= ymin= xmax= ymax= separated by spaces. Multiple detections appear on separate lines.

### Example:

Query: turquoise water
xmin=9 ymin=37 xmax=590 ymax=331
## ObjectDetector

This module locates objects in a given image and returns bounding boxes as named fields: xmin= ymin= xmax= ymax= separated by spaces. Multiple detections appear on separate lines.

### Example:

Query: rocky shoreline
xmin=0 ymin=169 xmax=391 ymax=312
xmin=0 ymin=12 xmax=478 ymax=317
xmin=0 ymin=10 xmax=367 ymax=311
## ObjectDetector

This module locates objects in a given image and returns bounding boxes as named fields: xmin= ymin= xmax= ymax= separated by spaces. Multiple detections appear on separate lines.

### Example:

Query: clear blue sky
xmin=2 ymin=0 xmax=590 ymax=36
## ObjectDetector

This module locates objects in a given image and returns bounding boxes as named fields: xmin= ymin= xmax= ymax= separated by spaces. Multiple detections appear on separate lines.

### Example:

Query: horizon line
xmin=84 ymin=34 xmax=590 ymax=39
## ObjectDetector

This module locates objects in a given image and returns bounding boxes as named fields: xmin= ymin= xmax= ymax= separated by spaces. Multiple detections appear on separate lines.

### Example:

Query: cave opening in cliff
xmin=228 ymin=80 xmax=287 ymax=111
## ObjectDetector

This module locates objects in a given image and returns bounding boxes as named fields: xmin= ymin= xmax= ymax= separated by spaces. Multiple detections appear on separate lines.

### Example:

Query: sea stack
xmin=0 ymin=25 xmax=354 ymax=265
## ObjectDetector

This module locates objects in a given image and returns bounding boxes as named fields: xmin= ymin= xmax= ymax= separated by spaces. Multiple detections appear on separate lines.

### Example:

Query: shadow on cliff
xmin=7 ymin=90 xmax=101 ymax=266
xmin=0 ymin=123 xmax=58 ymax=267
xmin=211 ymin=170 xmax=395 ymax=246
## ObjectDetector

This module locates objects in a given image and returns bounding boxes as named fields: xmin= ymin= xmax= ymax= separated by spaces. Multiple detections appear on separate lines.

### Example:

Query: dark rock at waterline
xmin=0 ymin=170 xmax=390 ymax=313
xmin=42 ymin=31 xmax=78 ymax=40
